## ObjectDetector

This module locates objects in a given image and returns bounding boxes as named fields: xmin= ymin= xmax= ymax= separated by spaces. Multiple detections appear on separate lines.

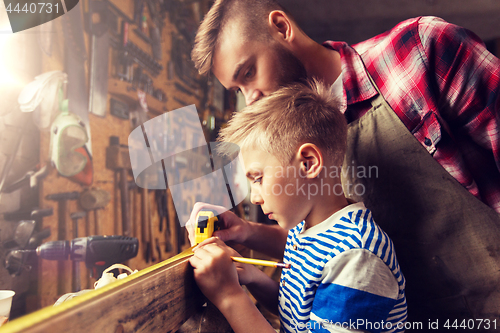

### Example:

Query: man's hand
xmin=186 ymin=202 xmax=251 ymax=246
xmin=186 ymin=202 xmax=288 ymax=259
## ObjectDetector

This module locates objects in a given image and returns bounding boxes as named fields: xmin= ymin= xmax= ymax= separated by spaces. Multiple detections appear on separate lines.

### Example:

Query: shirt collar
xmin=322 ymin=41 xmax=377 ymax=106
xmin=297 ymin=202 xmax=367 ymax=238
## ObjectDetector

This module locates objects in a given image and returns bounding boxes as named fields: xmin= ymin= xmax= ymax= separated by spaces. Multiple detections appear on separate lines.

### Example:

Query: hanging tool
xmin=79 ymin=188 xmax=111 ymax=235
xmin=4 ymin=226 xmax=51 ymax=276
xmin=0 ymin=114 xmax=29 ymax=194
xmin=30 ymin=207 xmax=54 ymax=221
xmin=155 ymin=190 xmax=172 ymax=252
xmin=49 ymin=102 xmax=90 ymax=178
xmin=110 ymin=36 xmax=163 ymax=76
xmin=149 ymin=24 xmax=162 ymax=61
xmin=2 ymin=71 xmax=54 ymax=192
xmin=145 ymin=0 xmax=163 ymax=61
xmin=148 ymin=189 xmax=156 ymax=263
xmin=84 ymin=212 xmax=91 ymax=238
xmin=174 ymin=82 xmax=201 ymax=100
xmin=128 ymin=181 xmax=137 ymax=238
xmin=125 ymin=41 xmax=163 ymax=76
xmin=2 ymin=220 xmax=36 ymax=250
xmin=1 ymin=211 xmax=52 ymax=275
xmin=106 ymin=137 xmax=132 ymax=237
xmin=28 ymin=229 xmax=52 ymax=250
xmin=172 ymin=96 xmax=189 ymax=107
xmin=170 ymin=32 xmax=201 ymax=88
xmin=140 ymin=187 xmax=153 ymax=263
xmin=109 ymin=98 xmax=130 ymax=120
xmin=46 ymin=192 xmax=80 ymax=242
xmin=128 ymin=107 xmax=154 ymax=261
xmin=133 ymin=68 xmax=155 ymax=95
xmin=70 ymin=212 xmax=86 ymax=292
xmin=105 ymin=0 xmax=134 ymax=24
xmin=139 ymin=186 xmax=148 ymax=261
xmin=3 ymin=207 xmax=53 ymax=223
xmin=62 ymin=2 xmax=94 ymax=187
xmin=133 ymin=0 xmax=145 ymax=24
xmin=46 ymin=191 xmax=80 ymax=295
xmin=2 ymin=165 xmax=50 ymax=194
xmin=174 ymin=212 xmax=183 ymax=254
xmin=155 ymin=238 xmax=162 ymax=261
xmin=7 ymin=236 xmax=139 ymax=280
xmin=116 ymin=20 xmax=133 ymax=82
xmin=87 ymin=0 xmax=111 ymax=118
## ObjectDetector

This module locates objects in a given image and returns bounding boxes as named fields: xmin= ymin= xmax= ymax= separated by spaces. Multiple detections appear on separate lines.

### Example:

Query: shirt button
xmin=293 ymin=245 xmax=298 ymax=250
xmin=282 ymin=280 xmax=286 ymax=287
xmin=424 ymin=137 xmax=432 ymax=146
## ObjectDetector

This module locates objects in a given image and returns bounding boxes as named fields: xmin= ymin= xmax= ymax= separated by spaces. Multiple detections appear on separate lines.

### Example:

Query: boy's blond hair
xmin=191 ymin=0 xmax=289 ymax=76
xmin=218 ymin=79 xmax=347 ymax=167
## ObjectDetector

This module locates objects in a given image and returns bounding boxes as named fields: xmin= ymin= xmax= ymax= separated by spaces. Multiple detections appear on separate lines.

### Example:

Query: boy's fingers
xmin=192 ymin=238 xmax=241 ymax=265
xmin=196 ymin=237 xmax=243 ymax=258
xmin=192 ymin=239 xmax=212 ymax=252
xmin=188 ymin=255 xmax=202 ymax=268
xmin=200 ymin=243 xmax=225 ymax=258
xmin=192 ymin=244 xmax=217 ymax=260
xmin=195 ymin=236 xmax=223 ymax=249
xmin=199 ymin=236 xmax=219 ymax=246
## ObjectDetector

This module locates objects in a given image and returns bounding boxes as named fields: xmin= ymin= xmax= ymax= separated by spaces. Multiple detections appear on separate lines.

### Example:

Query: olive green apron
xmin=342 ymin=73 xmax=500 ymax=326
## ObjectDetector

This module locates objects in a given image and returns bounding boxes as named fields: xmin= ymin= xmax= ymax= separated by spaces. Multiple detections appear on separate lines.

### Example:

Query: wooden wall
xmin=36 ymin=0 xmax=220 ymax=310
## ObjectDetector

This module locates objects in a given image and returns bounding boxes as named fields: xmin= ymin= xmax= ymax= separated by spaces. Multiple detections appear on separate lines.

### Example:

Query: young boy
xmin=189 ymin=79 xmax=407 ymax=333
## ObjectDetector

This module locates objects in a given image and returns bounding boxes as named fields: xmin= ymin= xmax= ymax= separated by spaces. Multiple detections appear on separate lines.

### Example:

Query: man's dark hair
xmin=191 ymin=0 xmax=291 ymax=75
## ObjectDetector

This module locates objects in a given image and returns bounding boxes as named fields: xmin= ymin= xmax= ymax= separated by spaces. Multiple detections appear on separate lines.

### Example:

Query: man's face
xmin=242 ymin=148 xmax=310 ymax=230
xmin=212 ymin=22 xmax=307 ymax=106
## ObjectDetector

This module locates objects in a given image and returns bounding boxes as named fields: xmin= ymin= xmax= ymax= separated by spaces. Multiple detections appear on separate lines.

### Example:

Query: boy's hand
xmin=186 ymin=203 xmax=251 ymax=246
xmin=189 ymin=237 xmax=244 ymax=307
xmin=193 ymin=237 xmax=260 ymax=285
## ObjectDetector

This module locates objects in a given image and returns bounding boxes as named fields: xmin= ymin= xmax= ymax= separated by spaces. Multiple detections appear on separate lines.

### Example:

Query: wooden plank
xmin=0 ymin=251 xmax=203 ymax=333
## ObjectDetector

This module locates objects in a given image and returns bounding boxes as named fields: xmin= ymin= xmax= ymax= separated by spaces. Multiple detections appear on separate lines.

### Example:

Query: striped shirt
xmin=324 ymin=16 xmax=500 ymax=213
xmin=279 ymin=202 xmax=407 ymax=333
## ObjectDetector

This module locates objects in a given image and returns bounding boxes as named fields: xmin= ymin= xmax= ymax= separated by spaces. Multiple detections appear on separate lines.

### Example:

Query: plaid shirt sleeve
xmin=336 ymin=16 xmax=500 ymax=212
xmin=411 ymin=17 xmax=500 ymax=212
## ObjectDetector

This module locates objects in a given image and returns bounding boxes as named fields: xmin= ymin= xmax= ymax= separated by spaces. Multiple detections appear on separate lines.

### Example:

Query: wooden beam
xmin=0 ymin=250 xmax=203 ymax=333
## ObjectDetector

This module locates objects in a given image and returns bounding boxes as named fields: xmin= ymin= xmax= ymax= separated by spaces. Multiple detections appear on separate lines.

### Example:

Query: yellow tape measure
xmin=194 ymin=210 xmax=220 ymax=245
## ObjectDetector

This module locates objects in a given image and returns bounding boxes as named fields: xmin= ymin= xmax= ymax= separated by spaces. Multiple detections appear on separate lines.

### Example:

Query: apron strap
xmin=343 ymin=68 xmax=500 ymax=324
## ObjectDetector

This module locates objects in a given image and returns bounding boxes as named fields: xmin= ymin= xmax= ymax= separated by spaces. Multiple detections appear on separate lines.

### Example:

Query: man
xmin=189 ymin=0 xmax=500 ymax=324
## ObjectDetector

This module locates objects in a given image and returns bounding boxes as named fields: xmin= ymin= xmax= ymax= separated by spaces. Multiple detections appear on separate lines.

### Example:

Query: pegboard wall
xmin=30 ymin=0 xmax=234 ymax=311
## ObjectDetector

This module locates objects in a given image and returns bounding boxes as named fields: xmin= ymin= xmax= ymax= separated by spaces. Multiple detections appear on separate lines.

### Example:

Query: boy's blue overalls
xmin=343 ymin=72 xmax=500 ymax=326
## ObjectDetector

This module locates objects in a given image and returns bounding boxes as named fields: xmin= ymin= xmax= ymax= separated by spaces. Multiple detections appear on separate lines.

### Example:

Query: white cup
xmin=0 ymin=291 xmax=15 ymax=318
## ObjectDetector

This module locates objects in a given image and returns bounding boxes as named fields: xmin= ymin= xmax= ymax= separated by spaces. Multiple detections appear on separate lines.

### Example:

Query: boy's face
xmin=241 ymin=148 xmax=310 ymax=230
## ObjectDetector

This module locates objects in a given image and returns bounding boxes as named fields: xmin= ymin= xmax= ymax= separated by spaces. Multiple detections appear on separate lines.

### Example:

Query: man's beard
xmin=273 ymin=42 xmax=308 ymax=87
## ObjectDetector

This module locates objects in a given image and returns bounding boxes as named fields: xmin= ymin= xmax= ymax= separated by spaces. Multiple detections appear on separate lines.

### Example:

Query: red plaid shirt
xmin=324 ymin=16 xmax=500 ymax=213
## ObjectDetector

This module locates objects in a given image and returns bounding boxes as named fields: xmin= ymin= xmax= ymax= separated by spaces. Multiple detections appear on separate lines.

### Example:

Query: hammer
xmin=70 ymin=211 xmax=86 ymax=292
xmin=45 ymin=191 xmax=80 ymax=295
xmin=106 ymin=136 xmax=132 ymax=237
xmin=79 ymin=188 xmax=111 ymax=235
